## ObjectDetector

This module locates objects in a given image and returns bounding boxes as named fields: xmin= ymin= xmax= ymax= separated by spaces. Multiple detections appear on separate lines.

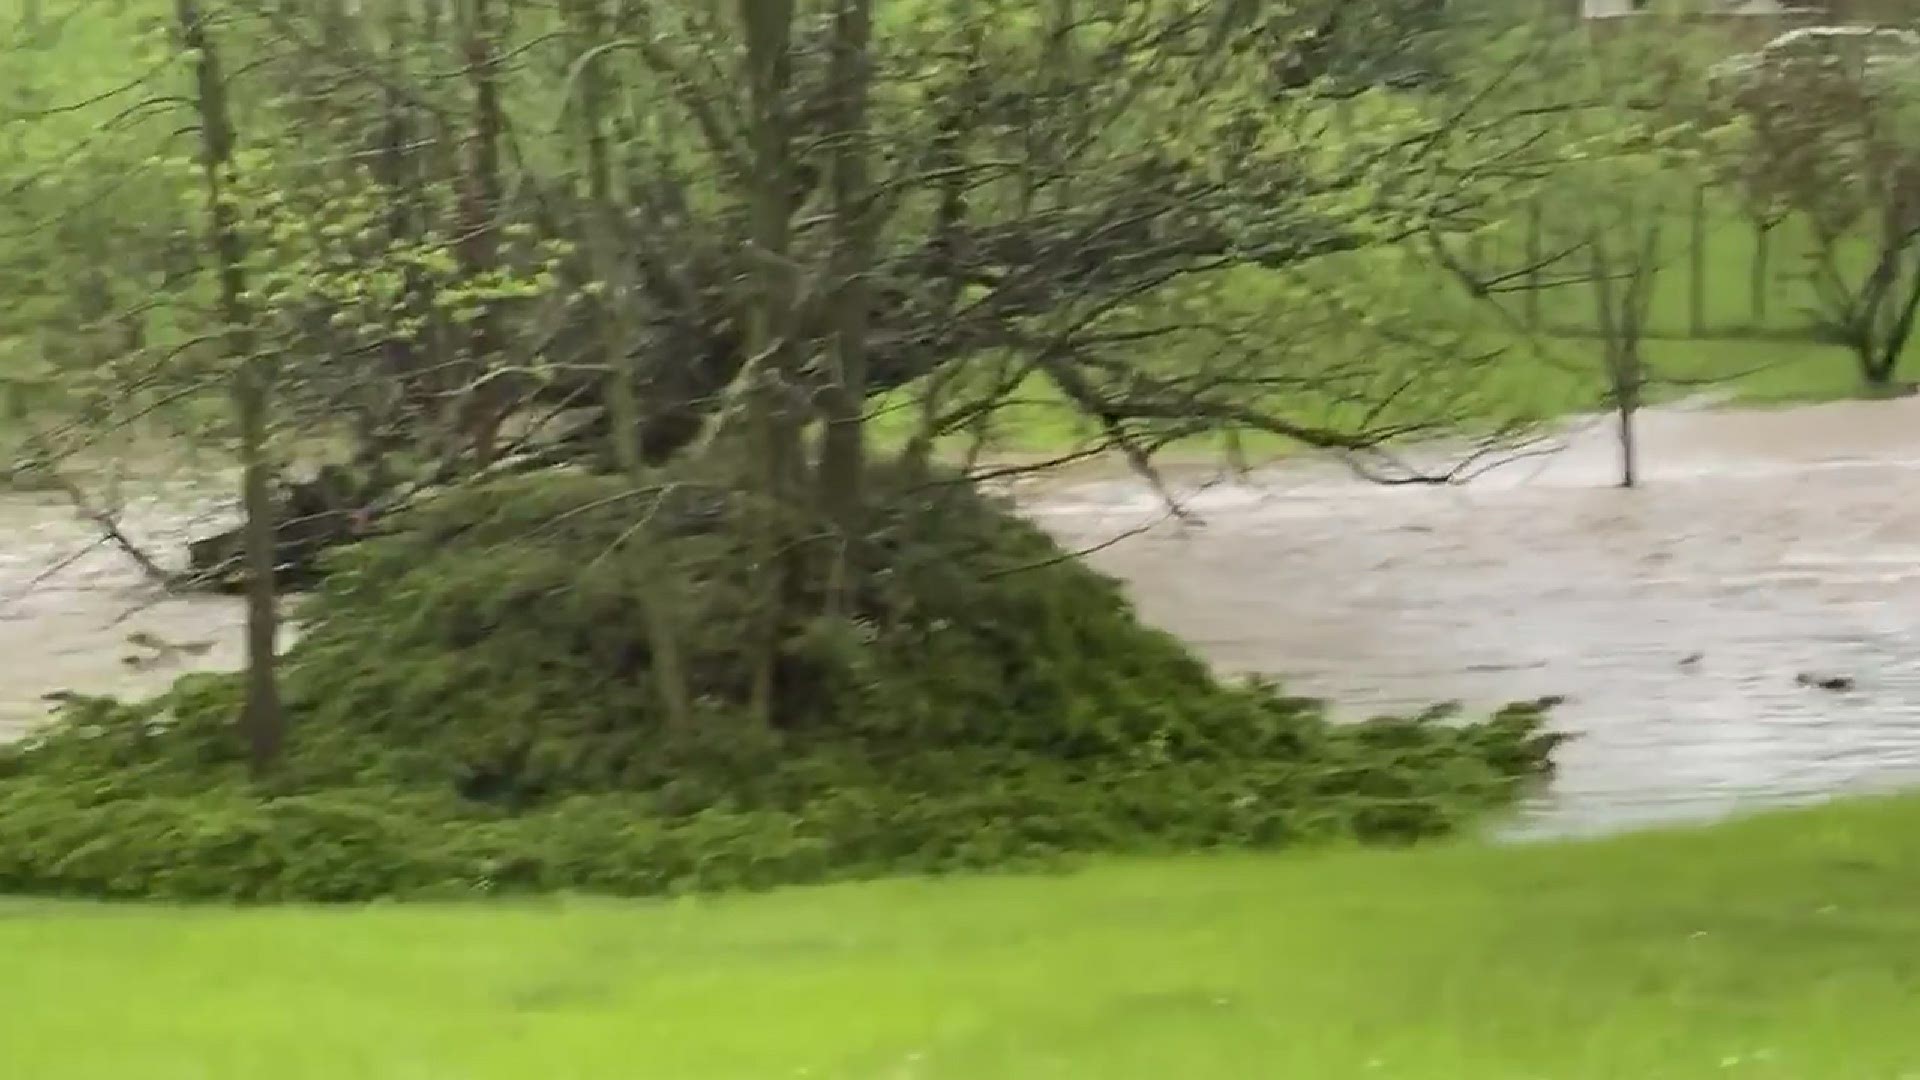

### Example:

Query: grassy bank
xmin=890 ymin=332 xmax=1876 ymax=460
xmin=875 ymin=209 xmax=1895 ymax=460
xmin=6 ymin=792 xmax=1920 ymax=1079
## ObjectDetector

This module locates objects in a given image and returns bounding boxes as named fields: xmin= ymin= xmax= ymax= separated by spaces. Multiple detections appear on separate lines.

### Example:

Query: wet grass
xmin=885 ymin=331 xmax=1877 ymax=460
xmin=874 ymin=209 xmax=1900 ymax=460
xmin=6 ymin=792 xmax=1920 ymax=1079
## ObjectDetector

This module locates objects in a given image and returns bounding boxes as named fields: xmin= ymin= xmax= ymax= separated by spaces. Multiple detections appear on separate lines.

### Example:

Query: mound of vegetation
xmin=0 ymin=466 xmax=1563 ymax=901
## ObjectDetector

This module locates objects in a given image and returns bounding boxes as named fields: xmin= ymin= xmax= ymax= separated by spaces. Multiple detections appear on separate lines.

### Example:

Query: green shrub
xmin=0 ymin=464 xmax=1564 ymax=901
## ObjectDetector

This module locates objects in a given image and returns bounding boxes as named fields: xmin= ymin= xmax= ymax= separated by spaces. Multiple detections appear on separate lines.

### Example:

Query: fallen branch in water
xmin=44 ymin=468 xmax=173 ymax=585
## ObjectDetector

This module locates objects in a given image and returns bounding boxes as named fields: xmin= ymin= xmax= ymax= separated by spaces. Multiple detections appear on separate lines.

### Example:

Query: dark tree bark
xmin=1689 ymin=183 xmax=1708 ymax=337
xmin=454 ymin=0 xmax=508 ymax=465
xmin=570 ymin=0 xmax=693 ymax=734
xmin=818 ymin=0 xmax=876 ymax=606
xmin=178 ymin=0 xmax=283 ymax=774
xmin=736 ymin=0 xmax=801 ymax=729
xmin=1588 ymin=221 xmax=1662 ymax=490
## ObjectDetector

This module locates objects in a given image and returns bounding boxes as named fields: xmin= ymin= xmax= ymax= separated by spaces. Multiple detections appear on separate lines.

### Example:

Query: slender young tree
xmin=1587 ymin=216 xmax=1664 ymax=489
xmin=735 ymin=0 xmax=800 ymax=728
xmin=818 ymin=0 xmax=875 ymax=525
xmin=1720 ymin=25 xmax=1920 ymax=391
xmin=177 ymin=0 xmax=283 ymax=772
xmin=569 ymin=0 xmax=693 ymax=734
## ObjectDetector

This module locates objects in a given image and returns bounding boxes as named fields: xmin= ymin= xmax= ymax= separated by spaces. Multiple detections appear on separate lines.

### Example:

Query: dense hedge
xmin=0 ymin=466 xmax=1564 ymax=900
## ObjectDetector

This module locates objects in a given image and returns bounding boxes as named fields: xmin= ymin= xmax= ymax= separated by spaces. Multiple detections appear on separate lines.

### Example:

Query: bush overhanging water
xmin=0 ymin=466 xmax=1563 ymax=900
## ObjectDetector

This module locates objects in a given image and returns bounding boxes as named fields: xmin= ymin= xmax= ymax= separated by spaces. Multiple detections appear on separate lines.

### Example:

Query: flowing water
xmin=6 ymin=399 xmax=1920 ymax=836
xmin=0 ymin=482 xmax=246 ymax=740
xmin=1029 ymin=397 xmax=1920 ymax=836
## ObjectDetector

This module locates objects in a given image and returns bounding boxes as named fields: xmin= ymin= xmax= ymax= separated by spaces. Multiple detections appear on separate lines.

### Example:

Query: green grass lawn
xmin=881 ymin=331 xmax=1877 ymax=462
xmin=7 ymin=792 xmax=1920 ymax=1079
xmin=1485 ymin=205 xmax=1822 ymax=340
xmin=870 ymin=203 xmax=1902 ymax=462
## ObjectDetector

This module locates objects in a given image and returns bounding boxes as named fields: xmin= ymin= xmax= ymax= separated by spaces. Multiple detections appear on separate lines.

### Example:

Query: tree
xmin=566 ymin=0 xmax=692 ymax=734
xmin=1721 ymin=27 xmax=1920 ymax=391
xmin=818 ymin=0 xmax=876 ymax=541
xmin=177 ymin=0 xmax=283 ymax=772
xmin=1705 ymin=109 xmax=1791 ymax=329
xmin=5 ymin=0 xmax=1587 ymax=589
xmin=1432 ymin=19 xmax=1722 ymax=488
xmin=432 ymin=3 xmax=1555 ymax=459
xmin=1580 ymin=201 xmax=1666 ymax=489
xmin=1579 ymin=29 xmax=1728 ymax=488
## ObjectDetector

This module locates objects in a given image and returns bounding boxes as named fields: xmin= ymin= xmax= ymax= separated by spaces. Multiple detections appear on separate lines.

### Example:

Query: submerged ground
xmin=10 ymin=395 xmax=1920 ymax=834
xmin=1034 ymin=394 xmax=1920 ymax=832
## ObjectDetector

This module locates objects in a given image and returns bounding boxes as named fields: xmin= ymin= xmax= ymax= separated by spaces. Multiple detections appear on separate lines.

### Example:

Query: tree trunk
xmin=370 ymin=0 xmax=425 ymax=454
xmin=1617 ymin=397 xmax=1638 ymax=490
xmin=1862 ymin=349 xmax=1896 ymax=389
xmin=456 ymin=0 xmax=507 ymax=466
xmin=1588 ymin=223 xmax=1650 ymax=491
xmin=1751 ymin=222 xmax=1770 ymax=328
xmin=818 ymin=0 xmax=876 ymax=608
xmin=178 ymin=0 xmax=282 ymax=774
xmin=1689 ymin=183 xmax=1708 ymax=337
xmin=738 ymin=0 xmax=800 ymax=727
xmin=1868 ymin=249 xmax=1920 ymax=393
xmin=1524 ymin=197 xmax=1544 ymax=331
xmin=572 ymin=0 xmax=693 ymax=734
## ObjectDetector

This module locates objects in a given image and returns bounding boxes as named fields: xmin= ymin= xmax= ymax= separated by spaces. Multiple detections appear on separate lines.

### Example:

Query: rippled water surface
xmin=0 ymin=483 xmax=244 ymax=739
xmin=7 ymin=399 xmax=1920 ymax=836
xmin=1030 ymin=398 xmax=1920 ymax=836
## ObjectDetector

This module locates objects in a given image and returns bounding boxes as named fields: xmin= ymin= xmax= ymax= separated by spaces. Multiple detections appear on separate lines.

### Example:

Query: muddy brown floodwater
xmin=0 ymin=481 xmax=249 ymax=740
xmin=6 ymin=398 xmax=1920 ymax=837
xmin=1030 ymin=397 xmax=1920 ymax=837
